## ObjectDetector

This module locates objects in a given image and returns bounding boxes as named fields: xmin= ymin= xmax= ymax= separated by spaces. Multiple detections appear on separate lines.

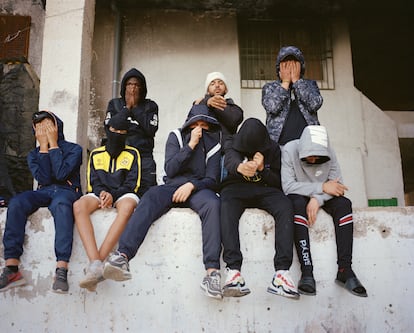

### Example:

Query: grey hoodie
xmin=281 ymin=125 xmax=343 ymax=206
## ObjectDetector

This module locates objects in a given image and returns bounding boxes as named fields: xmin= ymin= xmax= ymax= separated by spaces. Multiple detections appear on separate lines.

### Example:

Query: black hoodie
xmin=221 ymin=118 xmax=282 ymax=189
xmin=104 ymin=68 xmax=159 ymax=158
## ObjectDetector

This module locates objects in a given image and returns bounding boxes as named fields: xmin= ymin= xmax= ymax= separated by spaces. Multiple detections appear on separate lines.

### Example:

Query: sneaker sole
xmin=79 ymin=277 xmax=100 ymax=290
xmin=267 ymin=286 xmax=300 ymax=299
xmin=103 ymin=264 xmax=132 ymax=281
xmin=52 ymin=287 xmax=69 ymax=294
xmin=0 ymin=278 xmax=27 ymax=292
xmin=222 ymin=286 xmax=251 ymax=297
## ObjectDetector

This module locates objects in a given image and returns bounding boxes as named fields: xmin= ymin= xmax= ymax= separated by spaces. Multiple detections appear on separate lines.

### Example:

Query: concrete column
xmin=38 ymin=0 xmax=95 ymax=170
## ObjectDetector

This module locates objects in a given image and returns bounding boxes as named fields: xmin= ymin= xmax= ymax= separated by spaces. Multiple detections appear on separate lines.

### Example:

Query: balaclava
xmin=105 ymin=113 xmax=129 ymax=158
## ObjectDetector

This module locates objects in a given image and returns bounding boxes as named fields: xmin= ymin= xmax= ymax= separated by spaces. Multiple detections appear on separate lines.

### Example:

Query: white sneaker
xmin=267 ymin=270 xmax=300 ymax=299
xmin=79 ymin=260 xmax=104 ymax=292
xmin=222 ymin=268 xmax=251 ymax=297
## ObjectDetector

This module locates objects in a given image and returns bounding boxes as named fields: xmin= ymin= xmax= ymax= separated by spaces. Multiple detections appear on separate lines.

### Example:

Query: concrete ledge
xmin=0 ymin=206 xmax=413 ymax=332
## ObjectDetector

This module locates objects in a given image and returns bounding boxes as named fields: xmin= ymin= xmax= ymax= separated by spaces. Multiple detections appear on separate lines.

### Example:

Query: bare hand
xmin=237 ymin=160 xmax=258 ymax=177
xmin=172 ymin=182 xmax=194 ymax=203
xmin=279 ymin=62 xmax=291 ymax=86
xmin=35 ymin=123 xmax=49 ymax=152
xmin=253 ymin=152 xmax=264 ymax=171
xmin=322 ymin=178 xmax=349 ymax=197
xmin=188 ymin=126 xmax=202 ymax=149
xmin=99 ymin=191 xmax=113 ymax=208
xmin=291 ymin=61 xmax=301 ymax=82
xmin=125 ymin=88 xmax=139 ymax=109
xmin=44 ymin=121 xmax=58 ymax=148
xmin=207 ymin=95 xmax=227 ymax=111
xmin=306 ymin=197 xmax=320 ymax=226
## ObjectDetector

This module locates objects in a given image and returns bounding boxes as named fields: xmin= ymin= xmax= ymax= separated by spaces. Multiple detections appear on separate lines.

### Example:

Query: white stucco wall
xmin=0 ymin=207 xmax=413 ymax=332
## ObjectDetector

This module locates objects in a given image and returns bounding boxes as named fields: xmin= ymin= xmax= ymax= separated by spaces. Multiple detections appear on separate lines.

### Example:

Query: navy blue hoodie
xmin=163 ymin=105 xmax=221 ymax=192
xmin=28 ymin=111 xmax=82 ymax=192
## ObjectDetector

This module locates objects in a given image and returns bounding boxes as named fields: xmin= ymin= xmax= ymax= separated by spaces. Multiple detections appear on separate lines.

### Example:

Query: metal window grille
xmin=0 ymin=15 xmax=31 ymax=62
xmin=238 ymin=19 xmax=334 ymax=90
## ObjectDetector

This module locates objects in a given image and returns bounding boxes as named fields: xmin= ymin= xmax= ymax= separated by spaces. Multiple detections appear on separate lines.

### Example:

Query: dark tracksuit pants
xmin=118 ymin=184 xmax=221 ymax=270
xmin=288 ymin=194 xmax=354 ymax=277
xmin=220 ymin=183 xmax=294 ymax=272
xmin=3 ymin=185 xmax=81 ymax=262
xmin=137 ymin=156 xmax=157 ymax=197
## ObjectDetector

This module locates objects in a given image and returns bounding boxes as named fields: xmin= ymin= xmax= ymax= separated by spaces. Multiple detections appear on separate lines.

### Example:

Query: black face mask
xmin=105 ymin=128 xmax=127 ymax=158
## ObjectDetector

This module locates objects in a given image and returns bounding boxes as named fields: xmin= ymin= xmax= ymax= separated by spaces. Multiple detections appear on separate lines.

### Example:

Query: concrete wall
xmin=89 ymin=10 xmax=404 ymax=206
xmin=0 ymin=206 xmax=413 ymax=332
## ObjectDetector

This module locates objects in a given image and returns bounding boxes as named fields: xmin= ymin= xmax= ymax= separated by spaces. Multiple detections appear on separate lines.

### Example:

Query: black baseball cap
xmin=32 ymin=111 xmax=55 ymax=124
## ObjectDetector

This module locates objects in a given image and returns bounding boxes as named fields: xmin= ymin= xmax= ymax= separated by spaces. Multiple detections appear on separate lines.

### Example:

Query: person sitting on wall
xmin=194 ymin=71 xmax=243 ymax=142
xmin=0 ymin=110 xmax=82 ymax=294
xmin=281 ymin=125 xmax=367 ymax=297
xmin=104 ymin=68 xmax=158 ymax=197
xmin=74 ymin=113 xmax=141 ymax=292
xmin=220 ymin=118 xmax=299 ymax=299
xmin=262 ymin=46 xmax=323 ymax=146
xmin=102 ymin=104 xmax=224 ymax=300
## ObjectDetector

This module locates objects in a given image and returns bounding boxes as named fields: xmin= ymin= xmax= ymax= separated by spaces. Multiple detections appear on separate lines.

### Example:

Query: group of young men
xmin=0 ymin=46 xmax=367 ymax=299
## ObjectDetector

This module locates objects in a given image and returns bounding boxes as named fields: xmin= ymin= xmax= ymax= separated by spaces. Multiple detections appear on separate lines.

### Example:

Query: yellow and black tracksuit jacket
xmin=87 ymin=145 xmax=141 ymax=201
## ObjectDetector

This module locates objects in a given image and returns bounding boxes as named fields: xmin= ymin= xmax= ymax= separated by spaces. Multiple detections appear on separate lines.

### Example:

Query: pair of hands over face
xmin=279 ymin=60 xmax=301 ymax=88
xmin=35 ymin=118 xmax=58 ymax=152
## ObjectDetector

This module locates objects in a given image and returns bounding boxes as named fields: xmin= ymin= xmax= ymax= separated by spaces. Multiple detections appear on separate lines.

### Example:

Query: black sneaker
xmin=52 ymin=267 xmax=69 ymax=294
xmin=0 ymin=267 xmax=26 ymax=292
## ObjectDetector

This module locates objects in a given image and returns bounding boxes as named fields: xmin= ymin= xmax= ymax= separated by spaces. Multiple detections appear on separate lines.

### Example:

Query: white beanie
xmin=205 ymin=71 xmax=228 ymax=92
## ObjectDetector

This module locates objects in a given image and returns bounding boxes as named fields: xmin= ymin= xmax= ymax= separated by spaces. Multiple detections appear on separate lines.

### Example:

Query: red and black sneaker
xmin=0 ymin=267 xmax=26 ymax=292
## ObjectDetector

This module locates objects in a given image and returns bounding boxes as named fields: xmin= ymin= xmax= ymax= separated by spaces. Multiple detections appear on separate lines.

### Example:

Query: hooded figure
xmin=276 ymin=46 xmax=306 ymax=80
xmin=1 ymin=110 xmax=82 ymax=294
xmin=164 ymin=104 xmax=222 ymax=190
xmin=104 ymin=68 xmax=159 ymax=197
xmin=281 ymin=125 xmax=342 ymax=207
xmin=262 ymin=45 xmax=323 ymax=145
xmin=222 ymin=118 xmax=281 ymax=188
xmin=29 ymin=110 xmax=82 ymax=192
xmin=281 ymin=125 xmax=367 ymax=297
xmin=219 ymin=118 xmax=299 ymax=299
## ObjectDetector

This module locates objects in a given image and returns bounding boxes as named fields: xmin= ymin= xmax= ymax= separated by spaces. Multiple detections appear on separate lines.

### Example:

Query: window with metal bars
xmin=238 ymin=19 xmax=334 ymax=90
xmin=0 ymin=15 xmax=31 ymax=62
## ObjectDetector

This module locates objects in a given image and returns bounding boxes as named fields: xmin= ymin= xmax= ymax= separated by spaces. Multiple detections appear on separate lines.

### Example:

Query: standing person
xmin=105 ymin=68 xmax=158 ymax=197
xmin=220 ymin=118 xmax=299 ymax=299
xmin=194 ymin=71 xmax=243 ymax=141
xmin=281 ymin=125 xmax=367 ymax=297
xmin=103 ymin=104 xmax=224 ymax=300
xmin=0 ymin=111 xmax=82 ymax=294
xmin=262 ymin=46 xmax=323 ymax=145
xmin=74 ymin=114 xmax=141 ymax=292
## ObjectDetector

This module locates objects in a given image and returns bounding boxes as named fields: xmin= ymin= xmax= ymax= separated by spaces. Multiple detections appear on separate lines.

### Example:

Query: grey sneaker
xmin=200 ymin=270 xmax=222 ymax=299
xmin=222 ymin=268 xmax=251 ymax=297
xmin=79 ymin=260 xmax=104 ymax=292
xmin=267 ymin=270 xmax=300 ymax=299
xmin=52 ymin=267 xmax=69 ymax=294
xmin=0 ymin=267 xmax=26 ymax=292
xmin=103 ymin=252 xmax=132 ymax=281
